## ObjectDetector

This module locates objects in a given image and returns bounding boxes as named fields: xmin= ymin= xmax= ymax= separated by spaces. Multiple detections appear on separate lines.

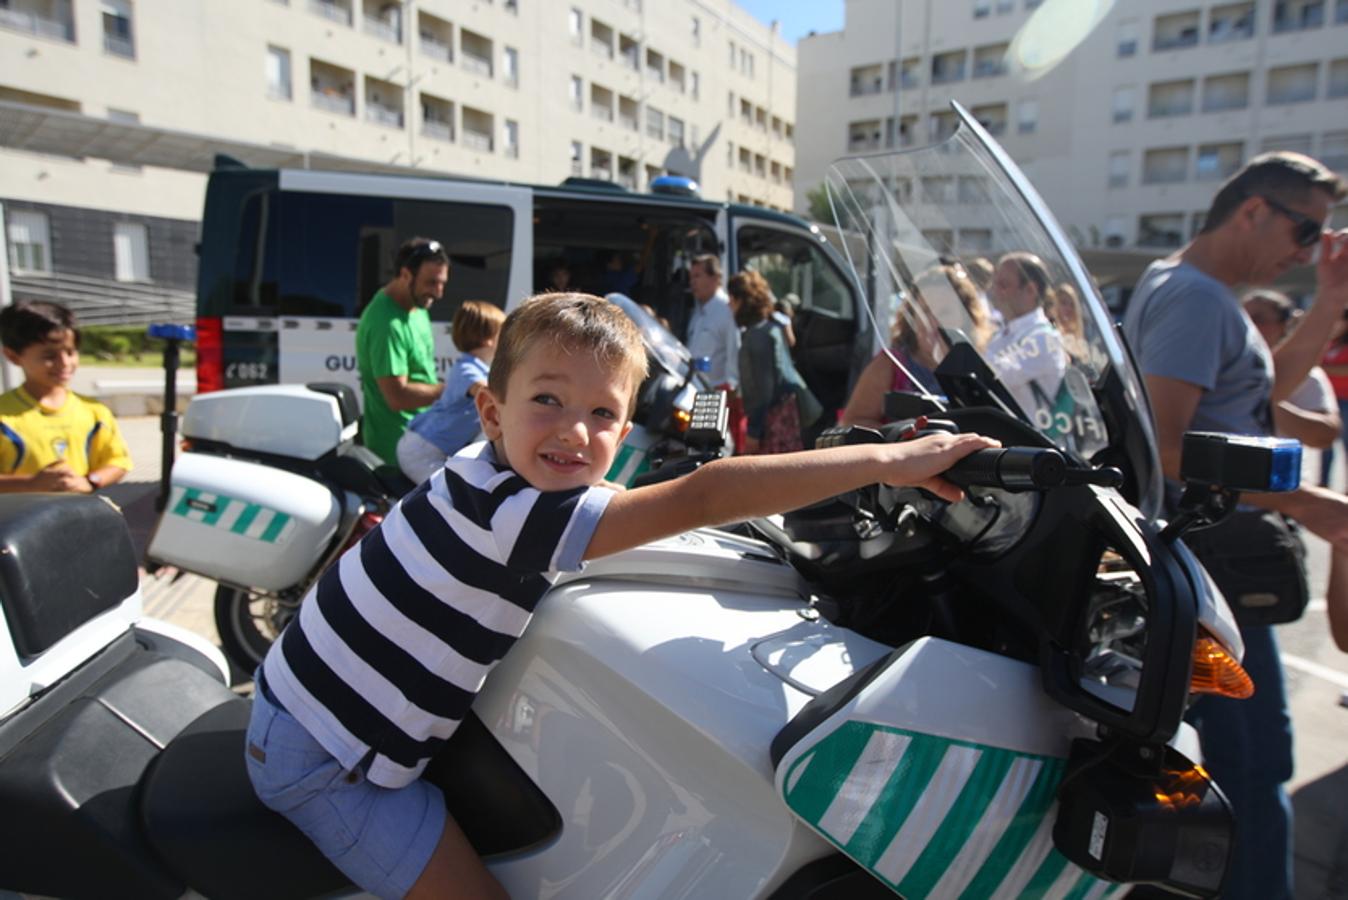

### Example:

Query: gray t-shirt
xmin=1122 ymin=258 xmax=1273 ymax=438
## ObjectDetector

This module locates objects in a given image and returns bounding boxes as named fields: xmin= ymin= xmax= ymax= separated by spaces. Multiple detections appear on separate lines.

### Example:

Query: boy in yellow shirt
xmin=0 ymin=301 xmax=131 ymax=492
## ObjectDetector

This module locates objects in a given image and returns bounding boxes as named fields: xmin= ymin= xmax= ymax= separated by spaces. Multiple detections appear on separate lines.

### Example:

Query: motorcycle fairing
xmin=772 ymin=637 xmax=1125 ymax=899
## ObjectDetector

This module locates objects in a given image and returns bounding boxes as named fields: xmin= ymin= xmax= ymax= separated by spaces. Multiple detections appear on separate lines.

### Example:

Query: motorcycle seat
xmin=141 ymin=700 xmax=561 ymax=898
xmin=319 ymin=443 xmax=416 ymax=499
xmin=139 ymin=698 xmax=351 ymax=900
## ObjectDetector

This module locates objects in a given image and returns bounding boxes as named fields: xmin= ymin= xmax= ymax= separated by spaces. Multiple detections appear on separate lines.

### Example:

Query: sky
xmin=732 ymin=0 xmax=845 ymax=45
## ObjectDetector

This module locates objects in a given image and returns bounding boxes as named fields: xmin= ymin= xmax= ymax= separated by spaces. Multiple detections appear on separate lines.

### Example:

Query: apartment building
xmin=0 ymin=0 xmax=795 ymax=311
xmin=797 ymin=0 xmax=1348 ymax=295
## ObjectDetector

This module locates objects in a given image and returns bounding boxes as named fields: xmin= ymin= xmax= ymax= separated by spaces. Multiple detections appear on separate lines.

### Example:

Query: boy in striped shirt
xmin=246 ymin=292 xmax=995 ymax=900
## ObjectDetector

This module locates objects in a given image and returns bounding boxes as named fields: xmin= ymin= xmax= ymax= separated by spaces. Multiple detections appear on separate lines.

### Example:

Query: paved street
xmin=106 ymin=401 xmax=1348 ymax=895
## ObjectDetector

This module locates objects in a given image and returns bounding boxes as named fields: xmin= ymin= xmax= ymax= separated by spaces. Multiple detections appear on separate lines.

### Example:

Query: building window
xmin=728 ymin=40 xmax=736 ymax=68
xmin=690 ymin=71 xmax=699 ymax=99
xmin=1116 ymin=19 xmax=1139 ymax=56
xmin=974 ymin=0 xmax=991 ymax=18
xmin=996 ymin=0 xmax=1014 ymax=12
xmin=102 ymin=0 xmax=135 ymax=58
xmin=1108 ymin=150 xmax=1130 ymax=187
xmin=931 ymin=50 xmax=967 ymax=85
xmin=1338 ymin=0 xmax=1348 ymax=23
xmin=1104 ymin=216 xmax=1127 ymax=247
xmin=1262 ymin=133 xmax=1313 ymax=154
xmin=1153 ymin=10 xmax=1201 ymax=51
xmin=504 ymin=119 xmax=519 ymax=158
xmin=570 ymin=140 xmax=583 ymax=176
xmin=1143 ymin=147 xmax=1190 ymax=184
xmin=1320 ymin=131 xmax=1348 ymax=172
xmin=6 ymin=210 xmax=52 ymax=274
xmin=1210 ymin=2 xmax=1256 ymax=42
xmin=1138 ymin=213 xmax=1186 ymax=248
xmin=1267 ymin=63 xmax=1318 ymax=104
xmin=113 ymin=221 xmax=150 ymax=282
xmin=850 ymin=64 xmax=885 ymax=96
xmin=1202 ymin=72 xmax=1250 ymax=112
xmin=503 ymin=46 xmax=519 ymax=87
xmin=267 ymin=45 xmax=292 ymax=100
xmin=1147 ymin=79 xmax=1195 ymax=117
xmin=668 ymin=116 xmax=684 ymax=146
xmin=568 ymin=7 xmax=582 ymax=43
xmin=1273 ymin=0 xmax=1325 ymax=32
xmin=1112 ymin=86 xmax=1135 ymax=122
xmin=1016 ymin=98 xmax=1038 ymax=134
xmin=1196 ymin=142 xmax=1243 ymax=181
xmin=691 ymin=16 xmax=700 ymax=44
xmin=646 ymin=106 xmax=664 ymax=140
xmin=973 ymin=43 xmax=1009 ymax=78
xmin=1329 ymin=58 xmax=1348 ymax=98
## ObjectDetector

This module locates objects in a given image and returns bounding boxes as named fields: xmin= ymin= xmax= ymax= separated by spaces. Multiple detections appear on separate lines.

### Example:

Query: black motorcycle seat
xmin=139 ymin=698 xmax=350 ymax=900
xmin=0 ymin=494 xmax=138 ymax=659
xmin=319 ymin=443 xmax=415 ymax=499
xmin=142 ymin=700 xmax=561 ymax=899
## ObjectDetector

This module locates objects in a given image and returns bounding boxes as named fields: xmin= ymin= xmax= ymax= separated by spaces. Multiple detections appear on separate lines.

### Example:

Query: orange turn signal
xmin=673 ymin=408 xmax=692 ymax=432
xmin=1189 ymin=636 xmax=1254 ymax=699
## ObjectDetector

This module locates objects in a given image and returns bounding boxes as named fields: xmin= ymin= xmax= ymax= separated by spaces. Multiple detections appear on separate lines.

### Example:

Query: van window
xmin=229 ymin=191 xmax=514 ymax=321
xmin=736 ymin=226 xmax=854 ymax=319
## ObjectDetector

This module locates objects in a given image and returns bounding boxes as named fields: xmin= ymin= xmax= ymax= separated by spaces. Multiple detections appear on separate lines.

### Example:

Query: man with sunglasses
xmin=356 ymin=237 xmax=449 ymax=465
xmin=1123 ymin=151 xmax=1348 ymax=900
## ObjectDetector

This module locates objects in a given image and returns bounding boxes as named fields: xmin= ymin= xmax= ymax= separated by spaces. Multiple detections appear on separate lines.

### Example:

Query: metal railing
xmin=422 ymin=121 xmax=453 ymax=142
xmin=420 ymin=35 xmax=452 ymax=62
xmin=104 ymin=32 xmax=135 ymax=58
xmin=363 ymin=15 xmax=401 ymax=43
xmin=10 ymin=272 xmax=194 ymax=326
xmin=309 ymin=0 xmax=351 ymax=26
xmin=592 ymin=105 xmax=614 ymax=122
xmin=313 ymin=91 xmax=355 ymax=115
xmin=461 ymin=50 xmax=492 ymax=77
xmin=462 ymin=129 xmax=493 ymax=152
xmin=0 ymin=8 xmax=74 ymax=41
xmin=366 ymin=104 xmax=404 ymax=128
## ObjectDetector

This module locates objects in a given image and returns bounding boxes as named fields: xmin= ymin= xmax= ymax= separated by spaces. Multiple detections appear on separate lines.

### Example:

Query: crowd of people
xmin=3 ymin=147 xmax=1346 ymax=900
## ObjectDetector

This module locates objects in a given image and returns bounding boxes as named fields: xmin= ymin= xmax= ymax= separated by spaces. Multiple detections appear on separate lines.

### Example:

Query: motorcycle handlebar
xmin=944 ymin=447 xmax=1068 ymax=492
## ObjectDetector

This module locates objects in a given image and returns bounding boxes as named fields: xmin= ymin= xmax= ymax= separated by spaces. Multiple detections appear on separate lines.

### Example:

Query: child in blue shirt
xmin=246 ymin=292 xmax=996 ymax=900
xmin=397 ymin=301 xmax=507 ymax=483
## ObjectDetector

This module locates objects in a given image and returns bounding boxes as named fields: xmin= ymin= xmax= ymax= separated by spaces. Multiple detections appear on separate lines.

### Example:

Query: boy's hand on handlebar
xmin=881 ymin=432 xmax=1001 ymax=503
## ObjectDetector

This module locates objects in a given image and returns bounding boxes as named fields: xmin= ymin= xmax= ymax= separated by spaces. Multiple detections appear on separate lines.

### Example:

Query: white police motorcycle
xmin=0 ymin=104 xmax=1289 ymax=899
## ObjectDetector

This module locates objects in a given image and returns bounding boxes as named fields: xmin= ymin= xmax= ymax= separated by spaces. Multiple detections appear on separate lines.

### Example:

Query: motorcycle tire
xmin=213 ymin=585 xmax=298 ymax=681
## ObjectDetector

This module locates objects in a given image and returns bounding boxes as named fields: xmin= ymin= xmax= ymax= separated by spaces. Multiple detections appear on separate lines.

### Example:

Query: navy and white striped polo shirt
xmin=261 ymin=441 xmax=613 ymax=788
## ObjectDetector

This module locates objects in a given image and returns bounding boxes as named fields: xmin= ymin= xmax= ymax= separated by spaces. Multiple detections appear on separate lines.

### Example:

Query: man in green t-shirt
xmin=356 ymin=237 xmax=449 ymax=464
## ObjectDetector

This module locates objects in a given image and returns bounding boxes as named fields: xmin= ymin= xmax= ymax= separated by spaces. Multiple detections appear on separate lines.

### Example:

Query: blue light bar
xmin=147 ymin=323 xmax=196 ymax=341
xmin=1265 ymin=437 xmax=1302 ymax=493
xmin=1179 ymin=432 xmax=1301 ymax=493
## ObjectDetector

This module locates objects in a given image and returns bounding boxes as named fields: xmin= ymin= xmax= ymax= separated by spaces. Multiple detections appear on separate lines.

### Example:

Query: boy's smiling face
xmin=3 ymin=328 xmax=79 ymax=397
xmin=476 ymin=342 xmax=635 ymax=492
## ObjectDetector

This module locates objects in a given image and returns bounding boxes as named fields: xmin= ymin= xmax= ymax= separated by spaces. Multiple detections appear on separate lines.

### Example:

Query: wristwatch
xmin=87 ymin=473 xmax=102 ymax=491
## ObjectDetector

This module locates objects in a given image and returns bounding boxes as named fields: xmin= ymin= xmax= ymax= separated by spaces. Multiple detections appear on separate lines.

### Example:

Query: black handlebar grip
xmin=944 ymin=447 xmax=1068 ymax=492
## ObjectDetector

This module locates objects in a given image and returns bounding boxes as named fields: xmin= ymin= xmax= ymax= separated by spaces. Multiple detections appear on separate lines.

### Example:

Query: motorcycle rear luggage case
xmin=147 ymin=452 xmax=341 ymax=592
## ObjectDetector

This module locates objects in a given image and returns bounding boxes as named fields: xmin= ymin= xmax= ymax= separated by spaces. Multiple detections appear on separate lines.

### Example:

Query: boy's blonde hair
xmin=489 ymin=293 xmax=648 ymax=416
xmin=451 ymin=300 xmax=507 ymax=353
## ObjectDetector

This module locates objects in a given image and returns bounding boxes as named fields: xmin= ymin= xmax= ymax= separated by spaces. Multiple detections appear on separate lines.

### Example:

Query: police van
xmin=194 ymin=159 xmax=872 ymax=417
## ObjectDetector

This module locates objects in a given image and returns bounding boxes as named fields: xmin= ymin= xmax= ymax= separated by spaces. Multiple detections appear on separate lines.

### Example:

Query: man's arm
xmin=1272 ymin=400 xmax=1341 ymax=449
xmin=1143 ymin=374 xmax=1204 ymax=481
xmin=376 ymin=375 xmax=444 ymax=412
xmin=1270 ymin=229 xmax=1348 ymax=402
xmin=585 ymin=432 xmax=998 ymax=560
xmin=1328 ymin=552 xmax=1348 ymax=653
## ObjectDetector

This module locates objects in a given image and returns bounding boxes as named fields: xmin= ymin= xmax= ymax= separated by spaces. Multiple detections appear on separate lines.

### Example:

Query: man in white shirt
xmin=686 ymin=254 xmax=744 ymax=448
xmin=984 ymin=251 xmax=1067 ymax=422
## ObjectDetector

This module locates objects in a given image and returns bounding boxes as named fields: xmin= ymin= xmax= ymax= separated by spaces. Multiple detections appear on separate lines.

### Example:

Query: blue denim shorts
xmin=244 ymin=681 xmax=446 ymax=900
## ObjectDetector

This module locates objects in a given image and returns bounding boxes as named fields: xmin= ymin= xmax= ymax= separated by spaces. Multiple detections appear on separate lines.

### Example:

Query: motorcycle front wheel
xmin=213 ymin=585 xmax=300 ymax=680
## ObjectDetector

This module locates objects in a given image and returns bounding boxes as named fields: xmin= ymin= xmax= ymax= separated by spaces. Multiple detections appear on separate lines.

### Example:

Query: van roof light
xmin=650 ymin=175 xmax=700 ymax=198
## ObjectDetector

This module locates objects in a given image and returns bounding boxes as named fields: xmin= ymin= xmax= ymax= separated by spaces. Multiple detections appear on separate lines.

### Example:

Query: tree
xmin=806 ymin=184 xmax=832 ymax=223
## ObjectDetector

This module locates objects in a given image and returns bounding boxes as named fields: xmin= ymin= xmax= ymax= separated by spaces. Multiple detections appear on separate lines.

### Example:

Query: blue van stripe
xmin=0 ymin=422 xmax=26 ymax=472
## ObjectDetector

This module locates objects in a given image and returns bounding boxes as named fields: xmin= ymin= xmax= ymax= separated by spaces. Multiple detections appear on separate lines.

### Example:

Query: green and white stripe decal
xmin=782 ymin=721 xmax=1127 ymax=899
xmin=606 ymin=431 xmax=655 ymax=486
xmin=167 ymin=486 xmax=296 ymax=545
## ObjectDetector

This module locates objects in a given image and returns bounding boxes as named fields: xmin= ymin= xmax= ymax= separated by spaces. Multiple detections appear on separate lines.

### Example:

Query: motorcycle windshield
xmin=826 ymin=103 xmax=1162 ymax=514
xmin=607 ymin=292 xmax=694 ymax=380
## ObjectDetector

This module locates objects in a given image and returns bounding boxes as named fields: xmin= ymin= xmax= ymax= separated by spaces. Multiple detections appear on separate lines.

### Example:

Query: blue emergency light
xmin=1179 ymin=432 xmax=1302 ymax=493
xmin=147 ymin=323 xmax=196 ymax=342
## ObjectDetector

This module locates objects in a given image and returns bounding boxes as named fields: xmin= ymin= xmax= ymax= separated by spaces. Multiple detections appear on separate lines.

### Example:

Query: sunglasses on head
xmin=405 ymin=240 xmax=444 ymax=269
xmin=1257 ymin=195 xmax=1323 ymax=248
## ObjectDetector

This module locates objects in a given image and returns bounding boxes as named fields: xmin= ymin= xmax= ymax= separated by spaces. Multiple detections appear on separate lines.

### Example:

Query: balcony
xmin=1153 ymin=12 xmax=1201 ymax=51
xmin=366 ymin=103 xmax=403 ymax=128
xmin=461 ymin=50 xmax=492 ymax=77
xmin=0 ymin=6 xmax=74 ymax=42
xmin=420 ymin=33 xmax=452 ymax=62
xmin=363 ymin=14 xmax=400 ymax=43
xmin=1273 ymin=0 xmax=1325 ymax=32
xmin=1209 ymin=3 xmax=1256 ymax=42
xmin=103 ymin=31 xmax=134 ymax=58
xmin=312 ymin=90 xmax=354 ymax=115
xmin=592 ymin=105 xmax=614 ymax=123
xmin=309 ymin=0 xmax=352 ymax=26
xmin=422 ymin=120 xmax=453 ymax=142
xmin=619 ymin=114 xmax=638 ymax=132
xmin=462 ymin=129 xmax=493 ymax=152
xmin=1138 ymin=215 xmax=1185 ymax=248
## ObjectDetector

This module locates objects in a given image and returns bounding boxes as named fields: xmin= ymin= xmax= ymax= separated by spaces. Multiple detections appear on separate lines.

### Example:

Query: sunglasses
xmin=1258 ymin=195 xmax=1324 ymax=249
xmin=405 ymin=240 xmax=444 ymax=269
